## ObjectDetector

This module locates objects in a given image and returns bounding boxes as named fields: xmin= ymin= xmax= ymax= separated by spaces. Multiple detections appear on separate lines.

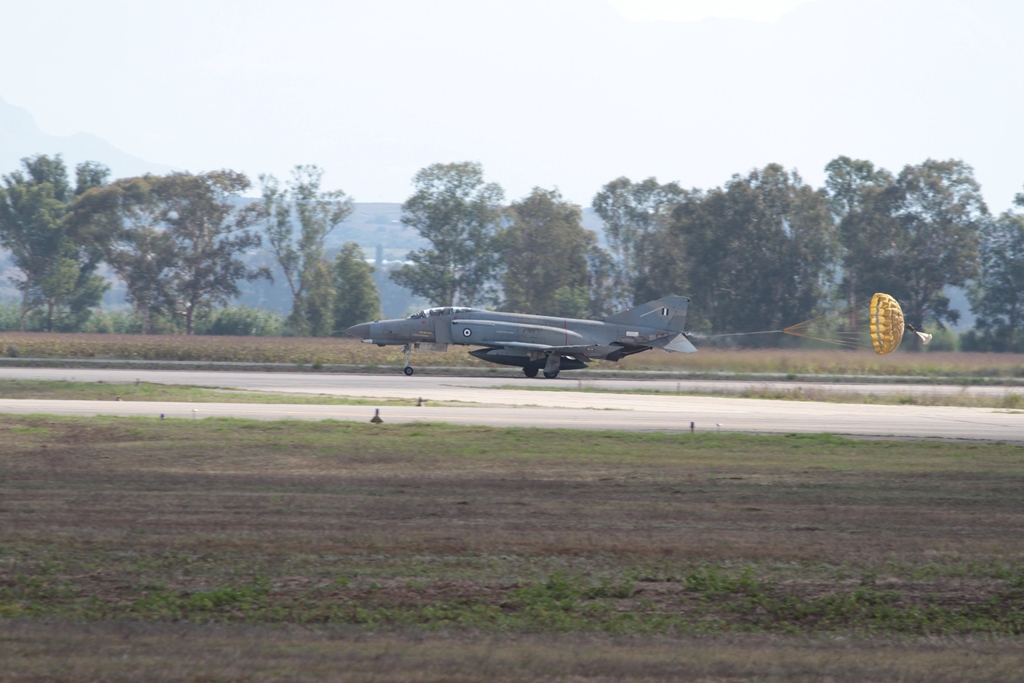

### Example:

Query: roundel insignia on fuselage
xmin=463 ymin=328 xmax=472 ymax=337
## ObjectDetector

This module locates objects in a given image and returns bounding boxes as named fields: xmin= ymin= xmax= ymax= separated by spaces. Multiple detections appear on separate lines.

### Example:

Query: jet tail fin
xmin=604 ymin=296 xmax=690 ymax=334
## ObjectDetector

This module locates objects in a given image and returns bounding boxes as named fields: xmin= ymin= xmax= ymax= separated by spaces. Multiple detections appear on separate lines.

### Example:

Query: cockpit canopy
xmin=406 ymin=306 xmax=472 ymax=319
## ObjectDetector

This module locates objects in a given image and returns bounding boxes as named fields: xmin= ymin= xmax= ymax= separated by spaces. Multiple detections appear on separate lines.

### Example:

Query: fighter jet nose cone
xmin=343 ymin=322 xmax=372 ymax=339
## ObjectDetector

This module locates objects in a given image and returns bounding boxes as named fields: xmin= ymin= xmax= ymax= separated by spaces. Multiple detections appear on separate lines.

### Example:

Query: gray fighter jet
xmin=343 ymin=295 xmax=697 ymax=378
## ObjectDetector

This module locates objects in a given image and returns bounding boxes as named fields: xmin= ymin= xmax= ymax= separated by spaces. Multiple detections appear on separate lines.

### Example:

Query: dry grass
xmin=0 ymin=332 xmax=488 ymax=366
xmin=621 ymin=347 xmax=1024 ymax=378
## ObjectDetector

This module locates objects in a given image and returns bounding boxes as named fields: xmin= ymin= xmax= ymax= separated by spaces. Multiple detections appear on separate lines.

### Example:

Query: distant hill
xmin=333 ymin=203 xmax=421 ymax=260
xmin=0 ymin=96 xmax=174 ymax=180
xmin=330 ymin=203 xmax=608 ymax=258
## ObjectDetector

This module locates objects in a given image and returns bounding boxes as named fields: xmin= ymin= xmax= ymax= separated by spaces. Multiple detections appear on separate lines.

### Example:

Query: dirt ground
xmin=2 ymin=415 xmax=1024 ymax=681
xmin=3 ymin=622 xmax=1024 ymax=683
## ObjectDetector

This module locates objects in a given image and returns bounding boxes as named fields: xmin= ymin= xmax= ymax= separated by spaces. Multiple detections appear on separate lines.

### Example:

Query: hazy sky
xmin=1 ymin=0 xmax=1022 ymax=210
xmin=608 ymin=0 xmax=820 ymax=22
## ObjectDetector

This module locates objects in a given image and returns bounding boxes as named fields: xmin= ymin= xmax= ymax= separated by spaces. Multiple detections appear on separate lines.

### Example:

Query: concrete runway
xmin=0 ymin=367 xmax=1022 ymax=442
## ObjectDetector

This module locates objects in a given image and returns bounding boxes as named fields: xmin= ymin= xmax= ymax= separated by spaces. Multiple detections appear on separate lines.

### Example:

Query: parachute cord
xmin=687 ymin=330 xmax=784 ymax=340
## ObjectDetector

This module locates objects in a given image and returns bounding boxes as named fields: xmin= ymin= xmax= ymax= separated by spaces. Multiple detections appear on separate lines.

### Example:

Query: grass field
xmin=501 ymin=383 xmax=1024 ymax=409
xmin=2 ymin=415 xmax=1024 ymax=680
xmin=0 ymin=379 xmax=444 ymax=407
xmin=0 ymin=332 xmax=480 ymax=368
xmin=5 ymin=331 xmax=1024 ymax=378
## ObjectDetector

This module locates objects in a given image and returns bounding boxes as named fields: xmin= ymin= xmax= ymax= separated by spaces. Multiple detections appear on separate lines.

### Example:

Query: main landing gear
xmin=523 ymin=353 xmax=561 ymax=379
xmin=402 ymin=344 xmax=414 ymax=376
xmin=541 ymin=353 xmax=560 ymax=380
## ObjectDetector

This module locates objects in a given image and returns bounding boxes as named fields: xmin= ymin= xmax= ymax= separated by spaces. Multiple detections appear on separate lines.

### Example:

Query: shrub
xmin=80 ymin=309 xmax=144 ymax=334
xmin=195 ymin=307 xmax=285 ymax=337
xmin=0 ymin=301 xmax=21 ymax=331
xmin=923 ymin=327 xmax=960 ymax=352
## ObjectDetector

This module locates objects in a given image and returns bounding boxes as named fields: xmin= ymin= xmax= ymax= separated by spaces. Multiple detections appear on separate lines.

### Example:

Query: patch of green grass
xmin=5 ymin=566 xmax=1023 ymax=636
xmin=0 ymin=379 xmax=433 ymax=406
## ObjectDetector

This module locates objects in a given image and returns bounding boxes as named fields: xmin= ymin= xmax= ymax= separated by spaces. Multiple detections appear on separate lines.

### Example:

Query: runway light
xmin=371 ymin=409 xmax=383 ymax=424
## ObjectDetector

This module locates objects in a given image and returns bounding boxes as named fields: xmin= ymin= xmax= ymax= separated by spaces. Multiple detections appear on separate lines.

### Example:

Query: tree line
xmin=394 ymin=159 xmax=1023 ymax=352
xmin=0 ymin=157 xmax=379 ymax=336
xmin=2 ymin=154 xmax=1023 ymax=351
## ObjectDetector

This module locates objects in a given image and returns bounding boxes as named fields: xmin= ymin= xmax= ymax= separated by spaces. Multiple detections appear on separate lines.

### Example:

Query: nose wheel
xmin=523 ymin=367 xmax=538 ymax=378
xmin=402 ymin=344 xmax=414 ymax=376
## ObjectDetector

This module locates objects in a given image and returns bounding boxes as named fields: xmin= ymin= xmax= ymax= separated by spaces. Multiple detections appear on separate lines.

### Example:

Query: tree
xmin=824 ymin=156 xmax=894 ymax=220
xmin=333 ymin=242 xmax=381 ymax=334
xmin=499 ymin=187 xmax=598 ymax=316
xmin=260 ymin=165 xmax=353 ymax=335
xmin=70 ymin=170 xmax=270 ymax=334
xmin=150 ymin=171 xmax=268 ymax=334
xmin=967 ymin=190 xmax=1024 ymax=351
xmin=299 ymin=258 xmax=335 ymax=337
xmin=391 ymin=162 xmax=504 ymax=307
xmin=592 ymin=176 xmax=685 ymax=306
xmin=669 ymin=164 xmax=837 ymax=335
xmin=71 ymin=176 xmax=178 ymax=333
xmin=0 ymin=154 xmax=108 ymax=331
xmin=583 ymin=240 xmax=617 ymax=318
xmin=838 ymin=159 xmax=986 ymax=329
xmin=633 ymin=190 xmax=699 ymax=306
xmin=824 ymin=156 xmax=895 ymax=311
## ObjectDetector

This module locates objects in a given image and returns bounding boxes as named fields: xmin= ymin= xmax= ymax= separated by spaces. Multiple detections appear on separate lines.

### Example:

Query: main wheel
xmin=542 ymin=370 xmax=559 ymax=379
xmin=523 ymin=367 xmax=538 ymax=378
xmin=403 ymin=366 xmax=414 ymax=376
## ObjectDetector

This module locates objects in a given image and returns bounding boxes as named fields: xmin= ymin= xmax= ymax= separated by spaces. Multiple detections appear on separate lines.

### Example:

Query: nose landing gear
xmin=402 ymin=344 xmax=414 ymax=376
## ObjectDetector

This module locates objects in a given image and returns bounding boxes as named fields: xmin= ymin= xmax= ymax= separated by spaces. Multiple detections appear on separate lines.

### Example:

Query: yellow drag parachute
xmin=782 ymin=293 xmax=929 ymax=354
xmin=868 ymin=293 xmax=904 ymax=355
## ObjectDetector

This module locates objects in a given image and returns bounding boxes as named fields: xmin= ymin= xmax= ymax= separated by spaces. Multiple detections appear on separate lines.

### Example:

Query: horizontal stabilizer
xmin=649 ymin=333 xmax=697 ymax=354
